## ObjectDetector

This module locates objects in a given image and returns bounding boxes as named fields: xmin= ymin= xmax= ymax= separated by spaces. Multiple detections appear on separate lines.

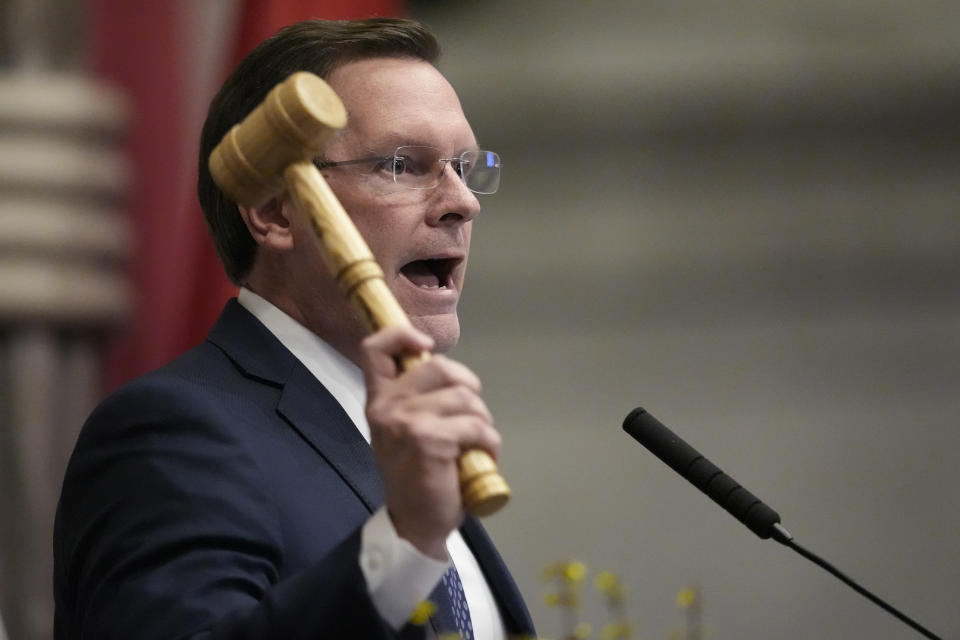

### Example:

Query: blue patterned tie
xmin=429 ymin=565 xmax=473 ymax=639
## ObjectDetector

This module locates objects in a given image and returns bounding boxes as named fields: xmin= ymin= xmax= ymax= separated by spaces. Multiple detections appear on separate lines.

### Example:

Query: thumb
xmin=360 ymin=325 xmax=435 ymax=387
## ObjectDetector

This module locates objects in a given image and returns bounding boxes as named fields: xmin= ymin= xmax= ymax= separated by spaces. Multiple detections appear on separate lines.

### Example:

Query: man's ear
xmin=238 ymin=197 xmax=293 ymax=252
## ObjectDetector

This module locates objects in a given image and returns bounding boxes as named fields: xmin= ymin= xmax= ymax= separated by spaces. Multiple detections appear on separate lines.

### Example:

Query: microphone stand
xmin=773 ymin=525 xmax=939 ymax=640
xmin=623 ymin=407 xmax=943 ymax=640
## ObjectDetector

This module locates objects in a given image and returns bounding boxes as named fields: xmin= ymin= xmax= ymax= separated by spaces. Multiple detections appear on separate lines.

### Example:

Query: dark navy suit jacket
xmin=54 ymin=300 xmax=533 ymax=639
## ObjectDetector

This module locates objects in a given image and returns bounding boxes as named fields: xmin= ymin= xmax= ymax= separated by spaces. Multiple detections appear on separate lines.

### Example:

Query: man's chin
xmin=409 ymin=314 xmax=460 ymax=354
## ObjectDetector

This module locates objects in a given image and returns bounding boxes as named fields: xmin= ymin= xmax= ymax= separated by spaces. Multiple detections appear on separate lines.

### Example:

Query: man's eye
xmin=373 ymin=156 xmax=407 ymax=176
xmin=397 ymin=155 xmax=436 ymax=176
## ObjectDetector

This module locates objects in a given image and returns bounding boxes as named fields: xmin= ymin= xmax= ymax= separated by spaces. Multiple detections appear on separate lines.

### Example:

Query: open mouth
xmin=400 ymin=258 xmax=458 ymax=290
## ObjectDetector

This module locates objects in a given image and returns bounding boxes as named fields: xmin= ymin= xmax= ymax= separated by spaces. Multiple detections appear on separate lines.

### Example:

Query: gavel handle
xmin=282 ymin=161 xmax=511 ymax=517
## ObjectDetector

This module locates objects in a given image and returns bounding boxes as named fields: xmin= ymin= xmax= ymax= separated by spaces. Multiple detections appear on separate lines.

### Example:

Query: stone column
xmin=0 ymin=0 xmax=129 ymax=638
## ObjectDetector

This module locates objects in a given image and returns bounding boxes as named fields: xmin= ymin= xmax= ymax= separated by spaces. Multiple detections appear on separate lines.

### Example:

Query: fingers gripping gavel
xmin=209 ymin=72 xmax=510 ymax=517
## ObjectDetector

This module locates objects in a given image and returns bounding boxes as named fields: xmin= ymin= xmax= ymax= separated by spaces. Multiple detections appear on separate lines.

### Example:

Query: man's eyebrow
xmin=369 ymin=133 xmax=430 ymax=149
xmin=366 ymin=133 xmax=480 ymax=153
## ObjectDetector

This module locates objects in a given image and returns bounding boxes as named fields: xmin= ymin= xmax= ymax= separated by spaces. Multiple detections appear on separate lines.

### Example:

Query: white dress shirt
xmin=238 ymin=288 xmax=506 ymax=639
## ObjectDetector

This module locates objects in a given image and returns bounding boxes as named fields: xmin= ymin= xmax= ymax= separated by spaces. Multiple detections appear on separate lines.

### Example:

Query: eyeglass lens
xmin=460 ymin=150 xmax=501 ymax=195
xmin=394 ymin=146 xmax=500 ymax=194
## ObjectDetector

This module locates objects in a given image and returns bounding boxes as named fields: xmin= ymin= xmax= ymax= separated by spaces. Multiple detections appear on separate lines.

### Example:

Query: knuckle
xmin=452 ymin=384 xmax=476 ymax=406
xmin=430 ymin=357 xmax=459 ymax=384
xmin=474 ymin=396 xmax=492 ymax=419
xmin=405 ymin=418 xmax=429 ymax=441
xmin=469 ymin=415 xmax=490 ymax=438
xmin=366 ymin=398 xmax=404 ymax=429
xmin=404 ymin=415 xmax=441 ymax=441
xmin=365 ymin=399 xmax=386 ymax=423
xmin=361 ymin=330 xmax=387 ymax=353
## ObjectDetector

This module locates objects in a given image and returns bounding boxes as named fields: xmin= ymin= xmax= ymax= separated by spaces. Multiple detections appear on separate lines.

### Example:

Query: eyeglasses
xmin=315 ymin=145 xmax=501 ymax=195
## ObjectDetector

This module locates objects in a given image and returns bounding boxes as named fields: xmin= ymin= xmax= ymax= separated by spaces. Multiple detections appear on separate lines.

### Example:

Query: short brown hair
xmin=197 ymin=18 xmax=440 ymax=284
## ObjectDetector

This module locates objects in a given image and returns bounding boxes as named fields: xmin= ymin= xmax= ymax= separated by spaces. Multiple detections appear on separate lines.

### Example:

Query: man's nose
xmin=427 ymin=163 xmax=481 ymax=226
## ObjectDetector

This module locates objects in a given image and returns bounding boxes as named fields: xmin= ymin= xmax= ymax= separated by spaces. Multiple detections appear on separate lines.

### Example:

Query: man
xmin=54 ymin=18 xmax=534 ymax=640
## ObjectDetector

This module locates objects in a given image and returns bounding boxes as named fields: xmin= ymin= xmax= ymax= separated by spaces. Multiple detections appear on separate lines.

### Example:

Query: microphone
xmin=622 ymin=407 xmax=791 ymax=542
xmin=622 ymin=407 xmax=942 ymax=640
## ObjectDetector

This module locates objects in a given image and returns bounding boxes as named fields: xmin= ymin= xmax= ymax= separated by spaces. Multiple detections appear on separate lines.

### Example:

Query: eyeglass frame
xmin=314 ymin=145 xmax=501 ymax=195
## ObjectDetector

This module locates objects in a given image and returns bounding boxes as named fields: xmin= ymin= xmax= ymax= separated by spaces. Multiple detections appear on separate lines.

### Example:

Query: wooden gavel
xmin=208 ymin=72 xmax=510 ymax=517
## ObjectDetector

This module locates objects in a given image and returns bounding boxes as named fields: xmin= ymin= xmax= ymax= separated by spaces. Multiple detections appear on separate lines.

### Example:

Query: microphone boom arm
xmin=623 ymin=407 xmax=943 ymax=640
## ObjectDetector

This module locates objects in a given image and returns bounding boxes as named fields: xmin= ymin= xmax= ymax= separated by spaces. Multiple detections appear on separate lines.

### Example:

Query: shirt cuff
xmin=359 ymin=506 xmax=451 ymax=629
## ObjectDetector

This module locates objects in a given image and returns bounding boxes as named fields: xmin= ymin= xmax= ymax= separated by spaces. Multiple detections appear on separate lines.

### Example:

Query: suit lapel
xmin=276 ymin=364 xmax=385 ymax=512
xmin=207 ymin=299 xmax=385 ymax=513
xmin=460 ymin=516 xmax=535 ymax=635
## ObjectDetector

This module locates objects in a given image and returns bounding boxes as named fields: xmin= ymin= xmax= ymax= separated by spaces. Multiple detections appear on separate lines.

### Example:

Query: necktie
xmin=429 ymin=565 xmax=473 ymax=639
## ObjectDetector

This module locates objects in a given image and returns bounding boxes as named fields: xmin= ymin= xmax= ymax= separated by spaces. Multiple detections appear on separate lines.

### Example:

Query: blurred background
xmin=1 ymin=1 xmax=958 ymax=639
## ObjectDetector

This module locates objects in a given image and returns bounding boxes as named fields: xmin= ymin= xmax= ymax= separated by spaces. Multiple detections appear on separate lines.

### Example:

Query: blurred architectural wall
xmin=0 ymin=1 xmax=128 ymax=638
xmin=413 ymin=1 xmax=960 ymax=638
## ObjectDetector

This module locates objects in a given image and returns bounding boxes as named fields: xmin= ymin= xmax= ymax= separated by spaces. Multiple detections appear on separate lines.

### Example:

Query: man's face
xmin=285 ymin=57 xmax=482 ymax=358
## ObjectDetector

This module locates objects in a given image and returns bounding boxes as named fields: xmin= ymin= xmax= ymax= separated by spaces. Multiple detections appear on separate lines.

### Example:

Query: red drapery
xmin=89 ymin=0 xmax=402 ymax=392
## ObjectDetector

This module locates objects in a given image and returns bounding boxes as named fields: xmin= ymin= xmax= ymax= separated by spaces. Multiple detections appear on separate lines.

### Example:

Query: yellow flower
xmin=676 ymin=587 xmax=697 ymax=608
xmin=601 ymin=622 xmax=631 ymax=639
xmin=564 ymin=561 xmax=588 ymax=582
xmin=409 ymin=600 xmax=436 ymax=625
xmin=594 ymin=571 xmax=617 ymax=593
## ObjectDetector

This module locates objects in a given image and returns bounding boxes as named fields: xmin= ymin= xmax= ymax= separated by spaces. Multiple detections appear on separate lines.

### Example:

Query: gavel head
xmin=209 ymin=71 xmax=347 ymax=209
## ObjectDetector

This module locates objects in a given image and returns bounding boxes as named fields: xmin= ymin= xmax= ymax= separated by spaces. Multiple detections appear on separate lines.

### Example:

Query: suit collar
xmin=207 ymin=298 xmax=298 ymax=386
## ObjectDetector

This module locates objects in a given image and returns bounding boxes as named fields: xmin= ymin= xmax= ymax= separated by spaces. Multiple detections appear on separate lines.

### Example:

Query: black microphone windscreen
xmin=623 ymin=407 xmax=782 ymax=539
